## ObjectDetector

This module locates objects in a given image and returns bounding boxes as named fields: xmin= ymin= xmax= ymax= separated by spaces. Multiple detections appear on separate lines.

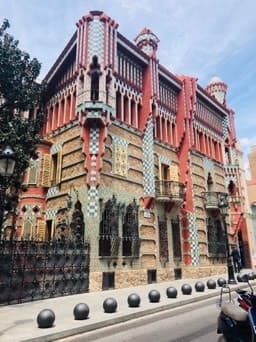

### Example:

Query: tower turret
xmin=134 ymin=28 xmax=159 ymax=58
xmin=206 ymin=76 xmax=227 ymax=106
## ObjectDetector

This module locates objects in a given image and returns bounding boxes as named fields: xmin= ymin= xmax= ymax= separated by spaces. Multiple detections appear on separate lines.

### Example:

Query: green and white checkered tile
xmin=88 ymin=18 xmax=104 ymax=65
xmin=89 ymin=128 xmax=100 ymax=154
xmin=46 ymin=208 xmax=58 ymax=220
xmin=188 ymin=213 xmax=200 ymax=265
xmin=87 ymin=186 xmax=98 ymax=216
xmin=143 ymin=115 xmax=155 ymax=196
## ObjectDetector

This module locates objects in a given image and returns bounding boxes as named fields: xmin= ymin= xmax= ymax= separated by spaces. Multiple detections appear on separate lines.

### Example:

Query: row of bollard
xmin=37 ymin=273 xmax=256 ymax=328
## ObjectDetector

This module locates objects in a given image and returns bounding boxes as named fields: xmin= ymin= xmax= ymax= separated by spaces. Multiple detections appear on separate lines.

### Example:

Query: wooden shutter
xmin=169 ymin=164 xmax=179 ymax=181
xmin=56 ymin=149 xmax=62 ymax=184
xmin=37 ymin=219 xmax=46 ymax=240
xmin=28 ymin=159 xmax=40 ymax=185
xmin=113 ymin=144 xmax=127 ymax=176
xmin=41 ymin=154 xmax=51 ymax=187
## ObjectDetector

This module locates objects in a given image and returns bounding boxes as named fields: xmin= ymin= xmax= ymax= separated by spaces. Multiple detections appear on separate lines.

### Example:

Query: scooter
xmin=217 ymin=283 xmax=256 ymax=341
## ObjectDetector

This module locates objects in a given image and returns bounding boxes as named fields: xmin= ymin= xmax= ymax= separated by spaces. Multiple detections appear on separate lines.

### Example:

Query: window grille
xmin=122 ymin=199 xmax=140 ymax=257
xmin=171 ymin=216 xmax=182 ymax=260
xmin=99 ymin=195 xmax=120 ymax=257
xmin=158 ymin=216 xmax=169 ymax=262
xmin=207 ymin=216 xmax=226 ymax=256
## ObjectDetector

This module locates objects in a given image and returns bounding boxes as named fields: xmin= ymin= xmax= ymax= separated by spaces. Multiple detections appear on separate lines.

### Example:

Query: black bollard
xmin=195 ymin=281 xmax=205 ymax=292
xmin=206 ymin=279 xmax=216 ymax=289
xmin=127 ymin=293 xmax=141 ymax=307
xmin=148 ymin=289 xmax=160 ymax=303
xmin=103 ymin=297 xmax=118 ymax=313
xmin=166 ymin=287 xmax=178 ymax=298
xmin=181 ymin=284 xmax=192 ymax=295
xmin=217 ymin=278 xmax=227 ymax=287
xmin=37 ymin=309 xmax=55 ymax=328
xmin=73 ymin=303 xmax=90 ymax=320
xmin=237 ymin=274 xmax=243 ymax=282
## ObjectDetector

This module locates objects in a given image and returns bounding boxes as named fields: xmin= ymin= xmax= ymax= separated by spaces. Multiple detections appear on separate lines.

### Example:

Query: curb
xmin=21 ymin=281 xmax=255 ymax=342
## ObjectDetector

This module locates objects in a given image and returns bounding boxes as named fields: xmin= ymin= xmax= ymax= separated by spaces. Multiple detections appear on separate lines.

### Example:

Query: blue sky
xmin=1 ymin=0 xmax=256 ymax=169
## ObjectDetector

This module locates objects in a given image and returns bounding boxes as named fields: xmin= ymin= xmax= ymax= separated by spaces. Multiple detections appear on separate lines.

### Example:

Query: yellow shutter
xmin=41 ymin=154 xmax=52 ymax=187
xmin=169 ymin=164 xmax=179 ymax=181
xmin=113 ymin=144 xmax=127 ymax=176
xmin=56 ymin=148 xmax=62 ymax=184
xmin=37 ymin=219 xmax=46 ymax=240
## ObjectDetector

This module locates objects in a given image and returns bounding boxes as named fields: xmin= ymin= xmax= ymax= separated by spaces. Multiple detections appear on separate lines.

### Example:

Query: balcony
xmin=202 ymin=191 xmax=232 ymax=211
xmin=77 ymin=90 xmax=115 ymax=127
xmin=229 ymin=195 xmax=243 ymax=206
xmin=155 ymin=180 xmax=185 ymax=204
xmin=201 ymin=191 xmax=219 ymax=210
xmin=224 ymin=164 xmax=239 ymax=175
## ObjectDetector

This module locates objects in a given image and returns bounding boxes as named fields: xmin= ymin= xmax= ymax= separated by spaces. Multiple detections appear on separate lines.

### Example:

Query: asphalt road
xmin=58 ymin=297 xmax=222 ymax=342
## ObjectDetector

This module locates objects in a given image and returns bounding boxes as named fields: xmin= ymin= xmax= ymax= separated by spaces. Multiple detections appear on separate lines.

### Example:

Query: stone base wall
xmin=89 ymin=264 xmax=227 ymax=292
xmin=182 ymin=265 xmax=227 ymax=279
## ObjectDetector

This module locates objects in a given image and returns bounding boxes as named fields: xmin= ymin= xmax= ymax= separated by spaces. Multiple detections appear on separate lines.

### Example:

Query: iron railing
xmin=0 ymin=240 xmax=89 ymax=305
xmin=155 ymin=181 xmax=185 ymax=201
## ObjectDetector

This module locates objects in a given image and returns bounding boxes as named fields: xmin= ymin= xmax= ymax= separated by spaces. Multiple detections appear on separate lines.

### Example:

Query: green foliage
xmin=0 ymin=19 xmax=46 ymax=188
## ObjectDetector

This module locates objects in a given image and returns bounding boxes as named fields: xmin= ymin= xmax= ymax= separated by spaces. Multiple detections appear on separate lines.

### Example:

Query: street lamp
xmin=218 ymin=192 xmax=237 ymax=285
xmin=0 ymin=146 xmax=16 ymax=241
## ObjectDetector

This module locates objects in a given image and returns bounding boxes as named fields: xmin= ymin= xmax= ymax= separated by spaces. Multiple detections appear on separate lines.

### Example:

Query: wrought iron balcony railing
xmin=155 ymin=180 xmax=185 ymax=203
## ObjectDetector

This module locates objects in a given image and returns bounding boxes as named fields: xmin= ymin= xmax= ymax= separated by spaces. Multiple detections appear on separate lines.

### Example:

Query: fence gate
xmin=0 ymin=240 xmax=89 ymax=305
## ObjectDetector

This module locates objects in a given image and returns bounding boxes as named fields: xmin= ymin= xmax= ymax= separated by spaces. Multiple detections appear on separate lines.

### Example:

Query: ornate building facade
xmin=247 ymin=146 xmax=256 ymax=258
xmin=14 ymin=10 xmax=254 ymax=291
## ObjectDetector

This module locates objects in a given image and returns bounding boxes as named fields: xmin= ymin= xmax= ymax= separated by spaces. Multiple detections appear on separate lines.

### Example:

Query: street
xmin=58 ymin=297 xmax=222 ymax=342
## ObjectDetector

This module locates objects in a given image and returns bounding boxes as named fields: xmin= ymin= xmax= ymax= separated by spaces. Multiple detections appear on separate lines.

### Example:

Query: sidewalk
xmin=0 ymin=270 xmax=254 ymax=342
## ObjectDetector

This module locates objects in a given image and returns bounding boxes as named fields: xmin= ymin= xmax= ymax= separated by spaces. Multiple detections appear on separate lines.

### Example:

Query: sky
xmin=1 ymin=0 xmax=256 ymax=172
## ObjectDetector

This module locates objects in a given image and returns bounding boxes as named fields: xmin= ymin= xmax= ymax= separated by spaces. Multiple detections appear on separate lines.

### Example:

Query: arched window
xmin=99 ymin=195 xmax=120 ymax=257
xmin=228 ymin=180 xmax=236 ymax=196
xmin=22 ymin=218 xmax=33 ymax=240
xmin=122 ymin=199 xmax=139 ymax=257
xmin=89 ymin=55 xmax=101 ymax=101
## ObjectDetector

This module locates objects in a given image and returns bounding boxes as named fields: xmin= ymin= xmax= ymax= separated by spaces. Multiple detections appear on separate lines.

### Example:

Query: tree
xmin=0 ymin=19 xmax=46 ymax=229
xmin=0 ymin=19 xmax=46 ymax=189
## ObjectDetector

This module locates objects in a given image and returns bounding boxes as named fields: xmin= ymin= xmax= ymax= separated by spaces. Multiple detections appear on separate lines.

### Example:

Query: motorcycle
xmin=217 ymin=279 xmax=256 ymax=341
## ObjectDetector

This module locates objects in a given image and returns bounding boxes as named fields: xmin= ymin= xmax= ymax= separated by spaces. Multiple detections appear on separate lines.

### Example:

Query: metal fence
xmin=0 ymin=239 xmax=89 ymax=305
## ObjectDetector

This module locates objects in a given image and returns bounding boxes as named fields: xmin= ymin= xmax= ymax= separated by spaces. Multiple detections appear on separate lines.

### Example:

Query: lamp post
xmin=218 ymin=193 xmax=236 ymax=285
xmin=0 ymin=146 xmax=16 ymax=241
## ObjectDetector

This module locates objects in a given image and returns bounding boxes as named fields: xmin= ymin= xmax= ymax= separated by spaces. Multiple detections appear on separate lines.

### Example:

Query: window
xmin=41 ymin=149 xmax=62 ymax=188
xmin=99 ymin=195 xmax=120 ymax=257
xmin=147 ymin=269 xmax=156 ymax=284
xmin=207 ymin=216 xmax=226 ymax=256
xmin=51 ymin=153 xmax=58 ymax=186
xmin=90 ymin=55 xmax=101 ymax=101
xmin=102 ymin=272 xmax=115 ymax=290
xmin=22 ymin=219 xmax=33 ymax=240
xmin=122 ymin=200 xmax=139 ymax=257
xmin=27 ymin=158 xmax=40 ymax=185
xmin=171 ymin=216 xmax=182 ymax=260
xmin=99 ymin=197 xmax=140 ymax=258
xmin=158 ymin=217 xmax=169 ymax=262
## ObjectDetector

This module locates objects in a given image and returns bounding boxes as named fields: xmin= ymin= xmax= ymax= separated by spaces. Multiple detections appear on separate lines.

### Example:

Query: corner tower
xmin=206 ymin=76 xmax=227 ymax=106
xmin=134 ymin=28 xmax=159 ymax=58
